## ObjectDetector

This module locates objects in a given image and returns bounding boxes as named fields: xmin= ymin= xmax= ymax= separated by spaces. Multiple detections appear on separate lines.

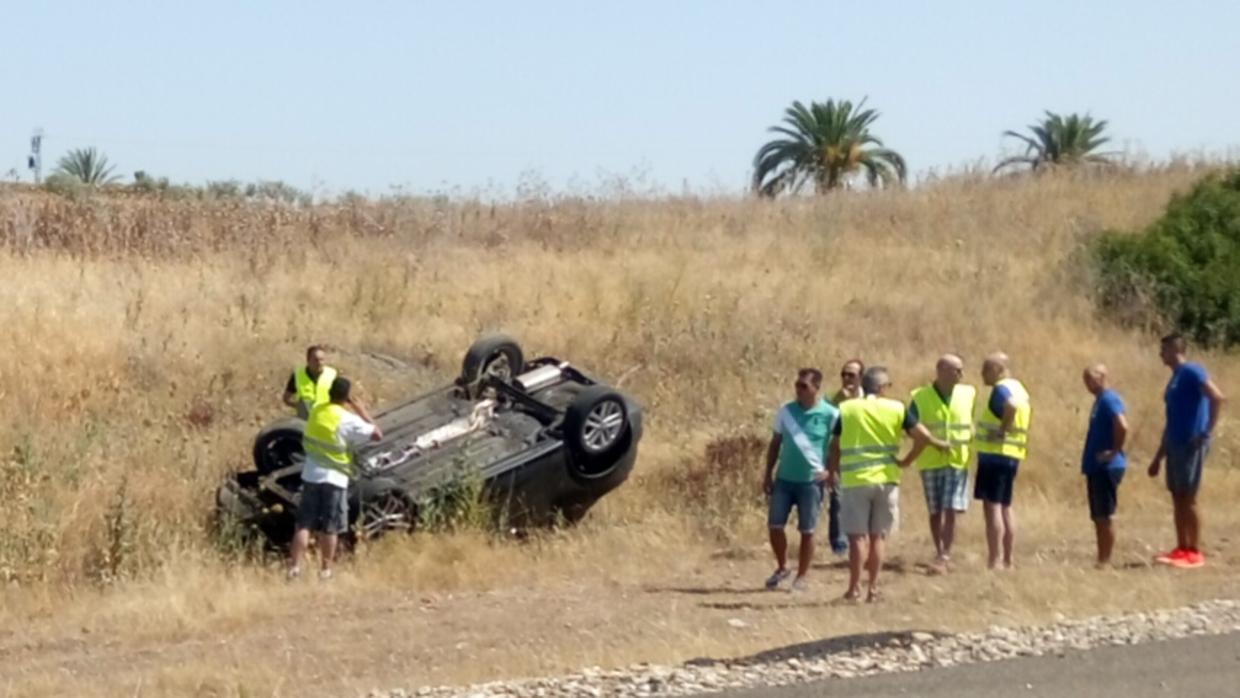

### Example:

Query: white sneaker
xmin=318 ymin=569 xmax=333 ymax=581
xmin=286 ymin=566 xmax=301 ymax=581
xmin=790 ymin=576 xmax=810 ymax=593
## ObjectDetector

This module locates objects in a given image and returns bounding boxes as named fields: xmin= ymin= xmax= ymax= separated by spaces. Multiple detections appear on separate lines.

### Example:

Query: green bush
xmin=1092 ymin=168 xmax=1240 ymax=347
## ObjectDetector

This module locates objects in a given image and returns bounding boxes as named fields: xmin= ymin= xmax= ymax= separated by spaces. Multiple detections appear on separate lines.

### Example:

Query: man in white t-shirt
xmin=288 ymin=376 xmax=383 ymax=580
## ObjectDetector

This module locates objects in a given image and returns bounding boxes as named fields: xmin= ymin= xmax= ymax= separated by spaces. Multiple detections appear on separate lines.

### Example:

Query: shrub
xmin=1092 ymin=168 xmax=1240 ymax=346
xmin=648 ymin=433 xmax=767 ymax=541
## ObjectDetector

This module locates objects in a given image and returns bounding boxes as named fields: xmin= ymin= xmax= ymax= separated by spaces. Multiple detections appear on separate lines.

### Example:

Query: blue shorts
xmin=768 ymin=479 xmax=824 ymax=533
xmin=1166 ymin=440 xmax=1208 ymax=496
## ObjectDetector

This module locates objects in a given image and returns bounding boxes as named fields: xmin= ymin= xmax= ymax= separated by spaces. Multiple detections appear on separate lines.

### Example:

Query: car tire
xmin=252 ymin=417 xmax=306 ymax=498
xmin=460 ymin=335 xmax=524 ymax=395
xmin=353 ymin=488 xmax=417 ymax=541
xmin=563 ymin=385 xmax=631 ymax=485
xmin=253 ymin=417 xmax=306 ymax=474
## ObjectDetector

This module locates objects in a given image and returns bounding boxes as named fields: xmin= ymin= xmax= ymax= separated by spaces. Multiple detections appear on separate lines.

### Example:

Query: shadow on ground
xmin=685 ymin=629 xmax=946 ymax=667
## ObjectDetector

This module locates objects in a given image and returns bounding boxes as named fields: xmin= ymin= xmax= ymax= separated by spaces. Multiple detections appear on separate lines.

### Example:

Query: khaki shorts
xmin=840 ymin=484 xmax=899 ymax=537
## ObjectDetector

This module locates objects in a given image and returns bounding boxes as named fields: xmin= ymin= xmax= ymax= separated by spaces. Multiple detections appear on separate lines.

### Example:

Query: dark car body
xmin=215 ymin=337 xmax=642 ymax=546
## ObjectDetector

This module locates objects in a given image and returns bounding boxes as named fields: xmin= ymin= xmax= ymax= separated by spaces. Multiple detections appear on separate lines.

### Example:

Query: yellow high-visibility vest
xmin=838 ymin=396 xmax=906 ymax=488
xmin=295 ymin=365 xmax=337 ymax=416
xmin=303 ymin=402 xmax=355 ymax=478
xmin=910 ymin=383 xmax=976 ymax=471
xmin=976 ymin=378 xmax=1031 ymax=461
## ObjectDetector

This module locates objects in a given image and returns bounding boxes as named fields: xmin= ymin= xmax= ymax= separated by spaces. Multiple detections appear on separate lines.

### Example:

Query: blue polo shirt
xmin=1082 ymin=389 xmax=1126 ymax=474
xmin=1165 ymin=363 xmax=1211 ymax=447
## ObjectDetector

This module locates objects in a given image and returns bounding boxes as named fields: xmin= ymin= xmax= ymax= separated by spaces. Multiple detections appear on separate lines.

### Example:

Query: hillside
xmin=1 ymin=165 xmax=1236 ymax=696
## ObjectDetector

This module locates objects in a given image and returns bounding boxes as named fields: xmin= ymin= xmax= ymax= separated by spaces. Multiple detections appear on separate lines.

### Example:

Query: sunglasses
xmin=794 ymin=381 xmax=815 ymax=390
xmin=840 ymin=371 xmax=859 ymax=379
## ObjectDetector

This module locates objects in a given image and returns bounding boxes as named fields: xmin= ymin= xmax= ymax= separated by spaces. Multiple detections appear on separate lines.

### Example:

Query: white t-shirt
xmin=301 ymin=410 xmax=377 ymax=489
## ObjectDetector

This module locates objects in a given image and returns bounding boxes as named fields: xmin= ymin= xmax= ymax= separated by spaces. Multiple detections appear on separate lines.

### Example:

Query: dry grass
xmin=1 ymin=164 xmax=1238 ymax=696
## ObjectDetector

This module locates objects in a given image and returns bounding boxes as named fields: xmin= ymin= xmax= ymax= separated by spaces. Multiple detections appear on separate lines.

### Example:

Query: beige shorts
xmin=840 ymin=483 xmax=899 ymax=537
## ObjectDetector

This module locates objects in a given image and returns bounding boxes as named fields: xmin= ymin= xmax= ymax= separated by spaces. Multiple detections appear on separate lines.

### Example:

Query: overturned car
xmin=216 ymin=336 xmax=642 ymax=546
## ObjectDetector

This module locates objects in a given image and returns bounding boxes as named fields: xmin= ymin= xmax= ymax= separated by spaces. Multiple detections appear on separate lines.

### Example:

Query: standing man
xmin=832 ymin=359 xmax=865 ymax=405
xmin=1148 ymin=333 xmax=1225 ymax=569
xmin=909 ymin=354 xmax=976 ymax=571
xmin=827 ymin=366 xmax=948 ymax=602
xmin=1081 ymin=365 xmax=1128 ymax=568
xmin=288 ymin=376 xmax=383 ymax=581
xmin=974 ymin=352 xmax=1031 ymax=571
xmin=283 ymin=345 xmax=337 ymax=419
xmin=763 ymin=368 xmax=839 ymax=592
xmin=824 ymin=358 xmax=866 ymax=556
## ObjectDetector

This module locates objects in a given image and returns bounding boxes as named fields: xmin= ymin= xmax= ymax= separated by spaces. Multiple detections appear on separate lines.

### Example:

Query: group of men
xmin=281 ymin=345 xmax=382 ymax=580
xmin=762 ymin=333 xmax=1225 ymax=602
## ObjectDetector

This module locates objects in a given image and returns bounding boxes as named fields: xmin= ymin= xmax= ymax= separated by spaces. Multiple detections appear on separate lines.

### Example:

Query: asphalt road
xmin=712 ymin=632 xmax=1240 ymax=697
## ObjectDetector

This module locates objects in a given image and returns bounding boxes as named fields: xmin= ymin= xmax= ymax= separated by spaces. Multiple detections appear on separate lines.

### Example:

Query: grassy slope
xmin=0 ymin=166 xmax=1236 ymax=696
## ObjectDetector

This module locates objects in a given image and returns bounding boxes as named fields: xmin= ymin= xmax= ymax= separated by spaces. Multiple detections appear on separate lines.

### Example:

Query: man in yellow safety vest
xmin=287 ymin=376 xmax=382 ymax=581
xmin=974 ymin=352 xmax=1032 ymax=570
xmin=283 ymin=345 xmax=337 ymax=419
xmin=908 ymin=354 xmax=975 ymax=571
xmin=828 ymin=366 xmax=949 ymax=602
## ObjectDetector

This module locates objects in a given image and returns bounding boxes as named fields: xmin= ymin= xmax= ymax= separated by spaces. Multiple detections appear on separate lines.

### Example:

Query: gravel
xmin=370 ymin=599 xmax=1240 ymax=698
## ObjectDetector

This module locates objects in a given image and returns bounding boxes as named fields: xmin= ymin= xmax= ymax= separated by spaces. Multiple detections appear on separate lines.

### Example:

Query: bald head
xmin=934 ymin=353 xmax=965 ymax=391
xmin=1083 ymin=364 xmax=1109 ymax=395
xmin=981 ymin=352 xmax=1010 ymax=386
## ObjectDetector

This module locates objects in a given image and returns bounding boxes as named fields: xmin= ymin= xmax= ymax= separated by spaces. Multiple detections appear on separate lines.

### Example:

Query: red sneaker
xmin=1172 ymin=550 xmax=1205 ymax=569
xmin=1155 ymin=548 xmax=1186 ymax=565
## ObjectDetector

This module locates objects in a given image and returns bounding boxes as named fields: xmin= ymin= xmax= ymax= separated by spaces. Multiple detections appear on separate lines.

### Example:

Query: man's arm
xmin=1000 ymin=401 xmax=1017 ymax=436
xmin=1148 ymin=426 xmax=1167 ymax=477
xmin=1203 ymin=379 xmax=1226 ymax=441
xmin=763 ymin=434 xmax=781 ymax=494
xmin=282 ymin=373 xmax=299 ymax=408
xmin=898 ymin=423 xmax=940 ymax=467
xmin=1098 ymin=412 xmax=1129 ymax=463
xmin=347 ymin=397 xmax=383 ymax=441
xmin=826 ymin=438 xmax=841 ymax=487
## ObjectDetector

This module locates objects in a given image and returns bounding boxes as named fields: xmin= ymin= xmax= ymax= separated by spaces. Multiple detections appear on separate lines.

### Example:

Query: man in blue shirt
xmin=1080 ymin=365 xmax=1128 ymax=567
xmin=1147 ymin=334 xmax=1225 ymax=569
xmin=762 ymin=368 xmax=840 ymax=592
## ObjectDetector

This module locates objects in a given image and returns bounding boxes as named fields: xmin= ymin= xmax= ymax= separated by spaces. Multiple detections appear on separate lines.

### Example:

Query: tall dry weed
xmin=0 ymin=164 xmax=1235 ymax=589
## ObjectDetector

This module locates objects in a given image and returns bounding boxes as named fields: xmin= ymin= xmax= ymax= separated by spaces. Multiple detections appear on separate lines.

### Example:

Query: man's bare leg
xmin=845 ymin=534 xmax=866 ymax=599
xmin=983 ymin=502 xmax=1002 ymax=569
xmin=769 ymin=528 xmax=788 ymax=571
xmin=1094 ymin=518 xmax=1115 ymax=566
xmin=1175 ymin=494 xmax=1200 ymax=551
xmin=317 ymin=533 xmax=338 ymax=574
xmin=942 ymin=510 xmax=958 ymax=559
xmin=928 ymin=513 xmax=944 ymax=559
xmin=796 ymin=532 xmax=815 ymax=579
xmin=866 ymin=534 xmax=885 ymax=601
xmin=289 ymin=528 xmax=311 ymax=574
xmin=1001 ymin=505 xmax=1016 ymax=569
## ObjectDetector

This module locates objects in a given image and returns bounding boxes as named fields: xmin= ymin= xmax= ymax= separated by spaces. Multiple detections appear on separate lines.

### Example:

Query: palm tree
xmin=53 ymin=147 xmax=120 ymax=185
xmin=752 ymin=98 xmax=907 ymax=197
xmin=994 ymin=112 xmax=1115 ymax=173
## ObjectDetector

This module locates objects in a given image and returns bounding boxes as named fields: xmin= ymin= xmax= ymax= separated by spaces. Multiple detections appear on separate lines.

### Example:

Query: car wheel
xmin=564 ymin=385 xmax=630 ymax=480
xmin=253 ymin=418 xmax=306 ymax=473
xmin=355 ymin=490 xmax=417 ymax=540
xmin=460 ymin=335 xmax=524 ymax=394
xmin=252 ymin=418 xmax=306 ymax=496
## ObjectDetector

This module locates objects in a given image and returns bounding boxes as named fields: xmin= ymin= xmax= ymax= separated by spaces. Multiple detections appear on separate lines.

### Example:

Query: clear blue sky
xmin=3 ymin=1 xmax=1238 ymax=196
